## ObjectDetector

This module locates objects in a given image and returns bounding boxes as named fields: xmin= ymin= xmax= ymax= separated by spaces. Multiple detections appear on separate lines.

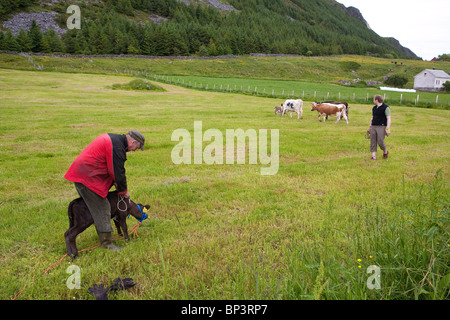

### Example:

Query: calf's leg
xmin=113 ymin=218 xmax=123 ymax=236
xmin=65 ymin=222 xmax=91 ymax=259
xmin=65 ymin=227 xmax=79 ymax=258
xmin=119 ymin=218 xmax=130 ymax=241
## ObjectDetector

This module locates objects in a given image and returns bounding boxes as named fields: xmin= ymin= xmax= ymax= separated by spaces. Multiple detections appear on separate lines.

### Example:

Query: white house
xmin=414 ymin=69 xmax=450 ymax=91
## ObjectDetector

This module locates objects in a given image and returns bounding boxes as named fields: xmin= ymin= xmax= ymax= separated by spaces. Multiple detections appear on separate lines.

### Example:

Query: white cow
xmin=281 ymin=99 xmax=303 ymax=119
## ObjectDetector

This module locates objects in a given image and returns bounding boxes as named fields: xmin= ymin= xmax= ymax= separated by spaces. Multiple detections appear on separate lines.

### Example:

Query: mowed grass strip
xmin=153 ymin=74 xmax=450 ymax=108
xmin=0 ymin=69 xmax=448 ymax=300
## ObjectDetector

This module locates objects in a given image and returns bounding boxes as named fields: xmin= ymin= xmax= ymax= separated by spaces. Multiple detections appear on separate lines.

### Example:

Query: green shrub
xmin=384 ymin=75 xmax=408 ymax=88
xmin=111 ymin=79 xmax=166 ymax=91
xmin=353 ymin=80 xmax=367 ymax=87
xmin=443 ymin=81 xmax=450 ymax=92
xmin=340 ymin=61 xmax=362 ymax=72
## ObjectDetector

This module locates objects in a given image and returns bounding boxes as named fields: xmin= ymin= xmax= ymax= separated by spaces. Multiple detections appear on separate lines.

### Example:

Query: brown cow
xmin=311 ymin=102 xmax=349 ymax=124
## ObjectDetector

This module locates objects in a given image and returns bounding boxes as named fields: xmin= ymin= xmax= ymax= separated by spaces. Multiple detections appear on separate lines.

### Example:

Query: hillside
xmin=0 ymin=0 xmax=418 ymax=59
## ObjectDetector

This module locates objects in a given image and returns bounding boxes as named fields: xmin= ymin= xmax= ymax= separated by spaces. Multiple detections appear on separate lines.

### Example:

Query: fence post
xmin=436 ymin=95 xmax=439 ymax=104
xmin=400 ymin=94 xmax=403 ymax=104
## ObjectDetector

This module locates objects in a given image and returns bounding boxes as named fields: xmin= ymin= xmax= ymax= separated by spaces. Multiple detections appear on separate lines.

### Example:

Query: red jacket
xmin=65 ymin=134 xmax=128 ymax=198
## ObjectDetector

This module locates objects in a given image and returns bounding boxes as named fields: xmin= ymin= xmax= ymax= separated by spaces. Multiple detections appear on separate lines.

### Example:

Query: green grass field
xmin=1 ymin=52 xmax=449 ymax=109
xmin=0 ymin=68 xmax=449 ymax=300
xmin=154 ymin=74 xmax=450 ymax=108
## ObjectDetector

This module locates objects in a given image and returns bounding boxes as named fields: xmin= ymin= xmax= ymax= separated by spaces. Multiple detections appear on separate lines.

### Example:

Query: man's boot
xmin=98 ymin=232 xmax=123 ymax=252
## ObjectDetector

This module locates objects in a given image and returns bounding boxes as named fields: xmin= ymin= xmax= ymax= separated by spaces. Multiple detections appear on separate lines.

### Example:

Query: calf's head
xmin=311 ymin=102 xmax=318 ymax=111
xmin=126 ymin=201 xmax=150 ymax=222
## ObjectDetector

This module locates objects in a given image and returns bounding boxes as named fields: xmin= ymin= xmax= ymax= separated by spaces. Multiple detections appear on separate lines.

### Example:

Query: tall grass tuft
xmin=282 ymin=169 xmax=449 ymax=299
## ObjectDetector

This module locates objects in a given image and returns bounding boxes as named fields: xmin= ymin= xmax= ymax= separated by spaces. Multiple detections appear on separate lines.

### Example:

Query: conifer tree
xmin=0 ymin=31 xmax=4 ymax=50
xmin=63 ymin=29 xmax=77 ymax=54
xmin=40 ymin=29 xmax=63 ymax=53
xmin=74 ymin=30 xmax=87 ymax=54
xmin=116 ymin=0 xmax=134 ymax=16
xmin=140 ymin=29 xmax=152 ymax=55
xmin=207 ymin=39 xmax=217 ymax=56
xmin=17 ymin=29 xmax=32 ymax=52
xmin=112 ymin=29 xmax=127 ymax=54
xmin=4 ymin=30 xmax=20 ymax=52
xmin=100 ymin=31 xmax=113 ymax=54
xmin=40 ymin=33 xmax=51 ymax=53
xmin=28 ymin=20 xmax=42 ymax=52
xmin=127 ymin=33 xmax=140 ymax=55
xmin=88 ymin=24 xmax=102 ymax=54
xmin=154 ymin=27 xmax=170 ymax=56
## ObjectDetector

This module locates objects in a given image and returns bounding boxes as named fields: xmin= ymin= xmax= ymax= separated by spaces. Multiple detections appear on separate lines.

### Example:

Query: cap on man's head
xmin=128 ymin=130 xmax=145 ymax=151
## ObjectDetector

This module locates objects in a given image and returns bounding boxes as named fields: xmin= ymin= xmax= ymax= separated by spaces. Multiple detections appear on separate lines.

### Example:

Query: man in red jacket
xmin=65 ymin=130 xmax=145 ymax=252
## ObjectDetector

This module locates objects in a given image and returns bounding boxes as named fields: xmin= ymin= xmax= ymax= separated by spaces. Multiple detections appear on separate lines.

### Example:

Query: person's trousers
xmin=370 ymin=125 xmax=387 ymax=153
xmin=74 ymin=182 xmax=113 ymax=233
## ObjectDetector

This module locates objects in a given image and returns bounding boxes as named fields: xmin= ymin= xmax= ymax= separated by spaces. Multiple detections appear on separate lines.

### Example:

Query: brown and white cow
xmin=311 ymin=102 xmax=349 ymax=124
xmin=322 ymin=101 xmax=349 ymax=119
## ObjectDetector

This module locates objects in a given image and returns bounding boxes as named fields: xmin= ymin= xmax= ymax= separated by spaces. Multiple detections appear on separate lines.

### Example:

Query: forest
xmin=0 ymin=0 xmax=416 ymax=58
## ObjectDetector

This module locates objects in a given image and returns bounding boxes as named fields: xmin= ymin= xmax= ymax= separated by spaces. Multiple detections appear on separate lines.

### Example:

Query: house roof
xmin=416 ymin=69 xmax=450 ymax=78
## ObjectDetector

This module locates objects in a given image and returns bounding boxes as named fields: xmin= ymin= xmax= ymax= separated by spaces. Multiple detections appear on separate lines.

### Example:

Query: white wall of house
xmin=414 ymin=69 xmax=450 ymax=91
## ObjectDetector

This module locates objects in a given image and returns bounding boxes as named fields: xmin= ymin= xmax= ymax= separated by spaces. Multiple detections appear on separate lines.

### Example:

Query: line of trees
xmin=0 ymin=0 xmax=414 ymax=58
xmin=0 ymin=0 xmax=35 ymax=18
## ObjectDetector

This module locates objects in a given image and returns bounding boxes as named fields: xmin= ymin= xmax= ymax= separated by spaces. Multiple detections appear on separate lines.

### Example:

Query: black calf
xmin=64 ymin=191 xmax=149 ymax=258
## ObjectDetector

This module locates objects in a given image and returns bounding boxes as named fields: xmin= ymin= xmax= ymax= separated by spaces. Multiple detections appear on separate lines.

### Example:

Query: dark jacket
xmin=372 ymin=103 xmax=389 ymax=126
xmin=65 ymin=134 xmax=128 ymax=198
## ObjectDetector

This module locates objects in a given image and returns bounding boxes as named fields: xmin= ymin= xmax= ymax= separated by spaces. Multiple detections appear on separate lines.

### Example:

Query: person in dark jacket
xmin=367 ymin=95 xmax=391 ymax=160
xmin=65 ymin=130 xmax=145 ymax=252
